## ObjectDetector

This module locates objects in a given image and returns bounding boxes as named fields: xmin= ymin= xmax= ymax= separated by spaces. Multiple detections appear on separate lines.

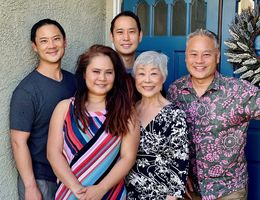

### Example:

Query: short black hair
xmin=110 ymin=11 xmax=141 ymax=34
xmin=30 ymin=18 xmax=66 ymax=43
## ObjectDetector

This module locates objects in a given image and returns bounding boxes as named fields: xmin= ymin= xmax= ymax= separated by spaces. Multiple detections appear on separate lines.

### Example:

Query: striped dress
xmin=55 ymin=100 xmax=126 ymax=200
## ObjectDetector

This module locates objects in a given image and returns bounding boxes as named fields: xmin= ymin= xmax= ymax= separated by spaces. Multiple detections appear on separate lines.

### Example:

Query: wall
xmin=0 ymin=0 xmax=108 ymax=199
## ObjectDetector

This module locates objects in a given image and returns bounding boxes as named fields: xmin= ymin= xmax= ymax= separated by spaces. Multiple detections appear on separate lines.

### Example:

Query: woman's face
xmin=84 ymin=54 xmax=115 ymax=97
xmin=134 ymin=64 xmax=164 ymax=98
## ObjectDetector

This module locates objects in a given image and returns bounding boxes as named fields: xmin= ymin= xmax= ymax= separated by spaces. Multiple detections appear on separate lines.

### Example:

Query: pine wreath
xmin=224 ymin=3 xmax=260 ymax=86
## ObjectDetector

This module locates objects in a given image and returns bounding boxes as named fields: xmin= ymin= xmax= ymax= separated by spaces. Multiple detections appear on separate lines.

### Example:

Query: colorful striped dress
xmin=55 ymin=100 xmax=126 ymax=200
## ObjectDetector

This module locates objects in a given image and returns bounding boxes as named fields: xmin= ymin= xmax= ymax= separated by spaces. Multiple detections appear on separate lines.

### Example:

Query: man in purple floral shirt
xmin=167 ymin=29 xmax=260 ymax=200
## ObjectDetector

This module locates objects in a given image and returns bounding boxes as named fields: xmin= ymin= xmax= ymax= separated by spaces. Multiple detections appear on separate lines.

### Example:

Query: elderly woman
xmin=126 ymin=51 xmax=189 ymax=200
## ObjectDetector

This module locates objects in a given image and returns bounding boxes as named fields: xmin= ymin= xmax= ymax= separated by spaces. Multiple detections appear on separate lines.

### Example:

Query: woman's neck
xmin=138 ymin=93 xmax=169 ymax=109
xmin=85 ymin=94 xmax=106 ymax=112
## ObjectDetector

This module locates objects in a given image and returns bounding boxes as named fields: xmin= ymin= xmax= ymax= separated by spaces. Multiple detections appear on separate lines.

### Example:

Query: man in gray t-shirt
xmin=10 ymin=19 xmax=76 ymax=200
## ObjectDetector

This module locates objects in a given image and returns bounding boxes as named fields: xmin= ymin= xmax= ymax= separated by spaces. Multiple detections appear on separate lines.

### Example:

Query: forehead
xmin=136 ymin=64 xmax=159 ymax=70
xmin=88 ymin=55 xmax=114 ymax=68
xmin=35 ymin=24 xmax=62 ymax=38
xmin=114 ymin=16 xmax=138 ymax=30
xmin=187 ymin=35 xmax=215 ymax=51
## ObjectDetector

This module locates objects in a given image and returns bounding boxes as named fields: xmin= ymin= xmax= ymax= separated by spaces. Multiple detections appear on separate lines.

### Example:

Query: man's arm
xmin=11 ymin=129 xmax=42 ymax=200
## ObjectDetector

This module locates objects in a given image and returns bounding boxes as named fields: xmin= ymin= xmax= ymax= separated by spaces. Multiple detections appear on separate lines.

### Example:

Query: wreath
xmin=224 ymin=3 xmax=260 ymax=86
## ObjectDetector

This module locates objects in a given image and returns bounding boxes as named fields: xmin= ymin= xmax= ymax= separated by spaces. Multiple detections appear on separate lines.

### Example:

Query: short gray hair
xmin=132 ymin=51 xmax=168 ymax=81
xmin=187 ymin=29 xmax=219 ymax=48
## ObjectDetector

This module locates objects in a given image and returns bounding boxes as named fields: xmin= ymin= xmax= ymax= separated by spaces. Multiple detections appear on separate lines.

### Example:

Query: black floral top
xmin=126 ymin=104 xmax=189 ymax=200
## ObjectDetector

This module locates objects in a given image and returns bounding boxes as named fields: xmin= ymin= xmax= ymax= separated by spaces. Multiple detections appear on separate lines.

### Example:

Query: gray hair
xmin=132 ymin=51 xmax=168 ymax=81
xmin=187 ymin=29 xmax=219 ymax=48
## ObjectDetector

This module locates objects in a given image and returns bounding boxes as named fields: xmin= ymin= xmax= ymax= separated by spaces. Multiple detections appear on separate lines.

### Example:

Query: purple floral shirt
xmin=167 ymin=72 xmax=260 ymax=200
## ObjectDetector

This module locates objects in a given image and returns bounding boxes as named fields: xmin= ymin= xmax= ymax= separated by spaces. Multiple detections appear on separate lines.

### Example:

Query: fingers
xmin=187 ymin=177 xmax=194 ymax=192
xmin=185 ymin=189 xmax=193 ymax=200
xmin=77 ymin=187 xmax=87 ymax=194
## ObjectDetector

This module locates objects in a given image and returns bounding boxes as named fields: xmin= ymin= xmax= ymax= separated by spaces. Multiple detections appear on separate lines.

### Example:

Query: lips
xmin=142 ymin=86 xmax=154 ymax=90
xmin=47 ymin=50 xmax=58 ymax=55
xmin=193 ymin=66 xmax=207 ymax=71
xmin=121 ymin=44 xmax=132 ymax=49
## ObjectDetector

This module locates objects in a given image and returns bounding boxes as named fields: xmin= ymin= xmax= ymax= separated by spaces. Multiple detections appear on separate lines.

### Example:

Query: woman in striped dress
xmin=47 ymin=44 xmax=140 ymax=200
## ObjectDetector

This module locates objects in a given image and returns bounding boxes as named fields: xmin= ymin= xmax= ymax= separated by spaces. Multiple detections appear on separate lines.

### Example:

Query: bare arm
xmin=11 ymin=130 xmax=42 ymax=200
xmin=47 ymin=99 xmax=85 ymax=198
xmin=80 ymin=114 xmax=140 ymax=200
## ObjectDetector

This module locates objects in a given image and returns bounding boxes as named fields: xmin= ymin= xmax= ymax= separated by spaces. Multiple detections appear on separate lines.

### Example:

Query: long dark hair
xmin=74 ymin=44 xmax=133 ymax=135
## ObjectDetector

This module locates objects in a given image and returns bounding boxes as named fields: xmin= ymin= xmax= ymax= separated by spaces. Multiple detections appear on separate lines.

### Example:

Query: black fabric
xmin=10 ymin=69 xmax=77 ymax=182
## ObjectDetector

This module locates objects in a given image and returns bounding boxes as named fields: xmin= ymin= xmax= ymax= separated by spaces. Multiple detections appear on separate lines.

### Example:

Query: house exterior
xmin=0 ymin=0 xmax=259 ymax=199
xmin=0 ymin=0 xmax=120 ymax=199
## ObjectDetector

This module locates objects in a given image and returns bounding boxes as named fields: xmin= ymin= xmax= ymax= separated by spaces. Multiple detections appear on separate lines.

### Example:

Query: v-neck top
xmin=126 ymin=103 xmax=189 ymax=199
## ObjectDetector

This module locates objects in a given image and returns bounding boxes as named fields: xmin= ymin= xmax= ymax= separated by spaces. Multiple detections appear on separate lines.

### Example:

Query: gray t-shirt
xmin=10 ymin=69 xmax=77 ymax=182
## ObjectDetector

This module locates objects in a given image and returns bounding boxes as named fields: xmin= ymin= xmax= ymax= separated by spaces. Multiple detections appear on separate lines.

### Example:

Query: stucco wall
xmin=0 ymin=0 xmax=109 ymax=199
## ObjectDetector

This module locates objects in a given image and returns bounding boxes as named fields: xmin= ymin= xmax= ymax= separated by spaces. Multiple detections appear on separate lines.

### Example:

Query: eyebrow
xmin=115 ymin=27 xmax=137 ymax=31
xmin=188 ymin=49 xmax=216 ymax=53
xmin=38 ymin=34 xmax=62 ymax=40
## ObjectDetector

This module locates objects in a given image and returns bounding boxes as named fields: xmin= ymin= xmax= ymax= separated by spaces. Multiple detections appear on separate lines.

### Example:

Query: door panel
xmin=123 ymin=0 xmax=219 ymax=89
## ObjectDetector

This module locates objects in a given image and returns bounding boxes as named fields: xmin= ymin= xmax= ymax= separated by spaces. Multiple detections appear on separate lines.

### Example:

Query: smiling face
xmin=32 ymin=24 xmax=66 ymax=65
xmin=110 ymin=16 xmax=142 ymax=57
xmin=84 ymin=54 xmax=115 ymax=97
xmin=134 ymin=64 xmax=164 ymax=98
xmin=185 ymin=35 xmax=220 ymax=84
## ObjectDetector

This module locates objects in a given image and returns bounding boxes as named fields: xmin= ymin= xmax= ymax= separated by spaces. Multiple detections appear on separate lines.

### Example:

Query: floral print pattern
xmin=167 ymin=72 xmax=260 ymax=200
xmin=126 ymin=104 xmax=189 ymax=200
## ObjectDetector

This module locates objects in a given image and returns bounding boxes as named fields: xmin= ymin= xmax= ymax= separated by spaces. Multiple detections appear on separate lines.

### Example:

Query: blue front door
xmin=123 ymin=0 xmax=233 ymax=89
xmin=123 ymin=0 xmax=260 ymax=199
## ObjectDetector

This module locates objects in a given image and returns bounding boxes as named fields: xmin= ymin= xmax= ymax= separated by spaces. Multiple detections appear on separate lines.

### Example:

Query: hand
xmin=185 ymin=177 xmax=194 ymax=200
xmin=79 ymin=185 xmax=106 ymax=200
xmin=71 ymin=185 xmax=87 ymax=199
xmin=25 ymin=185 xmax=42 ymax=200
xmin=166 ymin=195 xmax=178 ymax=200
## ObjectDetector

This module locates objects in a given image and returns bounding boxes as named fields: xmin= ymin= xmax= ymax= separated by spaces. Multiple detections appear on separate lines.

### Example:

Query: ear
xmin=109 ymin=32 xmax=114 ymax=43
xmin=216 ymin=49 xmax=220 ymax=64
xmin=139 ymin=31 xmax=143 ymax=43
xmin=31 ymin=42 xmax=38 ymax=53
xmin=64 ymin=39 xmax=67 ymax=48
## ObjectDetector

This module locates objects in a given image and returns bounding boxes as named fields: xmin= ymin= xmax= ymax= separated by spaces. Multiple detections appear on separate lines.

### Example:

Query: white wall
xmin=0 ymin=0 xmax=115 ymax=198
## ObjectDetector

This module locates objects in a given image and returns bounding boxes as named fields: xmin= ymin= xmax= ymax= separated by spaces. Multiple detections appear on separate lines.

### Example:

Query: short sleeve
xmin=239 ymin=80 xmax=260 ymax=120
xmin=10 ymin=88 xmax=35 ymax=132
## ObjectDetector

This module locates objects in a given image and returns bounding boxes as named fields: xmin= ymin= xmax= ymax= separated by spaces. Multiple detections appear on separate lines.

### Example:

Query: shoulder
xmin=169 ymin=76 xmax=188 ymax=87
xmin=15 ymin=71 xmax=38 ymax=90
xmin=55 ymin=98 xmax=72 ymax=112
xmin=166 ymin=103 xmax=186 ymax=116
xmin=219 ymin=74 xmax=258 ymax=92
xmin=167 ymin=76 xmax=189 ymax=96
xmin=62 ymin=69 xmax=75 ymax=78
xmin=51 ymin=98 xmax=73 ymax=120
xmin=12 ymin=71 xmax=39 ymax=99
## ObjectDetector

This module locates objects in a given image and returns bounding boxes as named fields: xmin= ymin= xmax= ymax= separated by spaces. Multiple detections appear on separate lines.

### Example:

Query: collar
xmin=181 ymin=71 xmax=221 ymax=92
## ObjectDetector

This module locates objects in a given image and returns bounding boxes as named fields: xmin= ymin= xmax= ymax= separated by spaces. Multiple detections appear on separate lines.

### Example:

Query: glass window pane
xmin=154 ymin=0 xmax=167 ymax=36
xmin=172 ymin=0 xmax=186 ymax=35
xmin=191 ymin=0 xmax=206 ymax=32
xmin=137 ymin=1 xmax=149 ymax=36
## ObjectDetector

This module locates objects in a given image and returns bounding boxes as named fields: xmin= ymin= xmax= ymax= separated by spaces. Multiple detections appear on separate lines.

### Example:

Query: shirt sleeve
xmin=240 ymin=80 xmax=260 ymax=120
xmin=166 ymin=109 xmax=189 ymax=198
xmin=10 ymin=87 xmax=35 ymax=132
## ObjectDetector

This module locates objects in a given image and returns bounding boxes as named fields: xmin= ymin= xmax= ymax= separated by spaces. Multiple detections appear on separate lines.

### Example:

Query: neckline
xmin=34 ymin=69 xmax=64 ymax=83
xmin=139 ymin=103 xmax=171 ymax=129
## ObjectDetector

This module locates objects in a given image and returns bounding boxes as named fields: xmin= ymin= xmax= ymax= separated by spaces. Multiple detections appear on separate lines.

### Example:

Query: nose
xmin=48 ymin=39 xmax=56 ymax=48
xmin=123 ymin=32 xmax=130 ymax=41
xmin=144 ymin=74 xmax=151 ymax=82
xmin=196 ymin=54 xmax=204 ymax=63
xmin=99 ymin=72 xmax=106 ymax=81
